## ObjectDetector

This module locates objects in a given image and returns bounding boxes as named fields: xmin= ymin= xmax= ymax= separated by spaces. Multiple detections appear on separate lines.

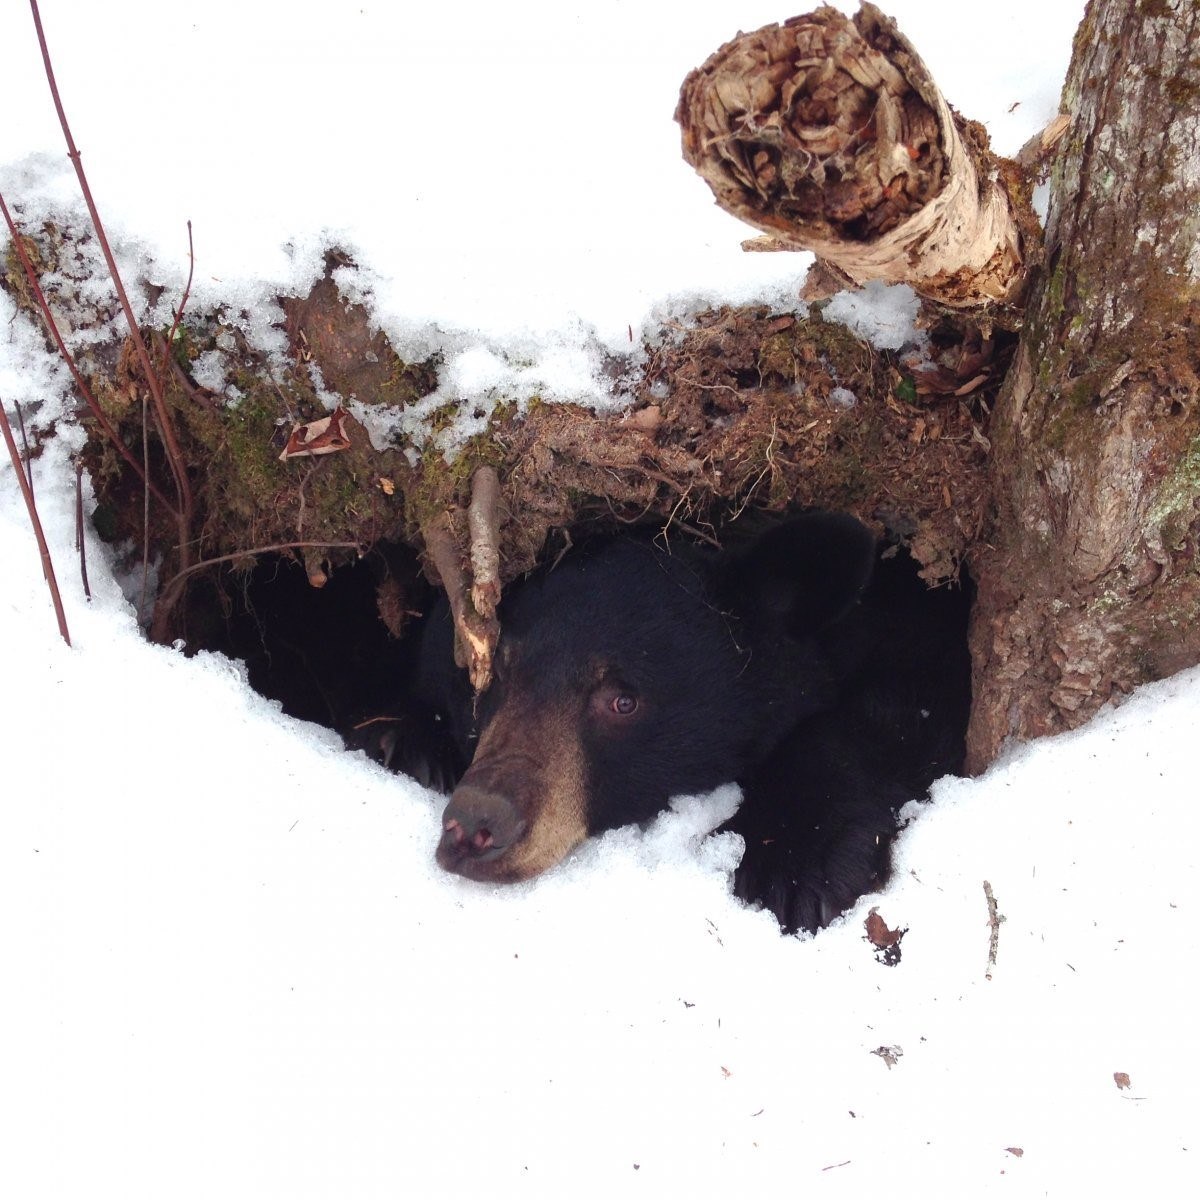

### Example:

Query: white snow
xmin=6 ymin=2 xmax=1197 ymax=1198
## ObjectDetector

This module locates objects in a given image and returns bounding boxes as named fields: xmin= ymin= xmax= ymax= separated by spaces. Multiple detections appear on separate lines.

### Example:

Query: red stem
xmin=0 ymin=190 xmax=177 ymax=514
xmin=1 ymin=394 xmax=71 ymax=645
xmin=29 ymin=0 xmax=194 ymax=571
xmin=75 ymin=459 xmax=92 ymax=600
xmin=158 ymin=220 xmax=195 ymax=380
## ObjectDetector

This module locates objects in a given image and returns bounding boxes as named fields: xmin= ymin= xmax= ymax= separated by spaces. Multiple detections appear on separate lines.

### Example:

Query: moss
xmin=1147 ymin=431 xmax=1200 ymax=550
xmin=1 ymin=231 xmax=48 ymax=316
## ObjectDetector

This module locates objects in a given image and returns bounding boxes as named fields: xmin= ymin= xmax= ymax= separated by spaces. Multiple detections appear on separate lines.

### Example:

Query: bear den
xmin=325 ymin=511 xmax=972 ymax=935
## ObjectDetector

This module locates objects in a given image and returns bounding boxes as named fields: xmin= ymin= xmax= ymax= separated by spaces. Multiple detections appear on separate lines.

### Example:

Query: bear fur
xmin=353 ymin=512 xmax=970 ymax=933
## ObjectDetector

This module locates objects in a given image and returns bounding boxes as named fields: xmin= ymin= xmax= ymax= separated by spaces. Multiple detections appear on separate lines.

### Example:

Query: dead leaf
xmin=278 ymin=406 xmax=353 ymax=461
xmin=1113 ymin=1072 xmax=1131 ymax=1090
xmin=864 ymin=907 xmax=906 ymax=966
xmin=871 ymin=1045 xmax=903 ymax=1069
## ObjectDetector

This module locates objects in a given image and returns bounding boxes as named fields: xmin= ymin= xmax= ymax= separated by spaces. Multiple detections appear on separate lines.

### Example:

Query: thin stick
xmin=29 ymin=0 xmax=195 ymax=578
xmin=983 ymin=880 xmax=1004 ymax=980
xmin=0 ymin=190 xmax=175 ymax=513
xmin=13 ymin=400 xmax=34 ymax=495
xmin=74 ymin=459 xmax=91 ymax=599
xmin=157 ymin=540 xmax=363 ymax=595
xmin=467 ymin=466 xmax=502 ymax=619
xmin=157 ymin=221 xmax=195 ymax=383
xmin=1 ymin=394 xmax=71 ymax=645
xmin=140 ymin=390 xmax=151 ymax=624
xmin=422 ymin=509 xmax=500 ymax=693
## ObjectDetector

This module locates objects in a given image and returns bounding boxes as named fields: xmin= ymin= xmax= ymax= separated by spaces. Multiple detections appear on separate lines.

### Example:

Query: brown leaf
xmin=864 ymin=907 xmax=906 ymax=966
xmin=1113 ymin=1072 xmax=1132 ymax=1090
xmin=278 ymin=406 xmax=353 ymax=461
xmin=871 ymin=1045 xmax=903 ymax=1069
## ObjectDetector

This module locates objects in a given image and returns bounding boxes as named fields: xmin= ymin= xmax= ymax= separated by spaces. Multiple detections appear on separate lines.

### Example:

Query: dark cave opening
xmin=180 ymin=543 xmax=431 ymax=735
xmin=175 ymin=520 xmax=974 ymax=791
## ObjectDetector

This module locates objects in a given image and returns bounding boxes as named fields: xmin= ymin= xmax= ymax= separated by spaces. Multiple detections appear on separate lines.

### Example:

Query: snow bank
xmin=9 ymin=4 xmax=1193 ymax=1197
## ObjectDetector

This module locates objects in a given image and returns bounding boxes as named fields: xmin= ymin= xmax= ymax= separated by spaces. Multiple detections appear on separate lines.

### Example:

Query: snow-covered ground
xmin=4 ymin=2 xmax=1198 ymax=1197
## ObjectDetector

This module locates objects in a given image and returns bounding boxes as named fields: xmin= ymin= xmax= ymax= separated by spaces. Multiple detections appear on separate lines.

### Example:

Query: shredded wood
xmin=420 ymin=506 xmax=500 ymax=693
xmin=467 ymin=466 xmax=502 ymax=621
xmin=676 ymin=4 xmax=1028 ymax=309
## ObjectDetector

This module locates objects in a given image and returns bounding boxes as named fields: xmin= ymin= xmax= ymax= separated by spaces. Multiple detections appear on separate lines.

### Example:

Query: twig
xmin=0 ymin=190 xmax=175 ymax=512
xmin=13 ymin=400 xmax=33 ymax=496
xmin=157 ymin=540 xmax=363 ymax=597
xmin=139 ymin=390 xmax=151 ymax=624
xmin=156 ymin=220 xmax=194 ymax=384
xmin=1 ymin=393 xmax=70 ymax=645
xmin=467 ymin=466 xmax=502 ymax=620
xmin=421 ymin=506 xmax=500 ymax=693
xmin=74 ymin=459 xmax=91 ymax=599
xmin=30 ymin=0 xmax=196 ymax=627
xmin=983 ymin=879 xmax=1004 ymax=980
xmin=153 ymin=333 xmax=218 ymax=412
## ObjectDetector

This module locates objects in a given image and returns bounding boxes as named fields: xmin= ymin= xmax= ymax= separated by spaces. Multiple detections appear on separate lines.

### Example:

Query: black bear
xmin=351 ymin=513 xmax=970 ymax=933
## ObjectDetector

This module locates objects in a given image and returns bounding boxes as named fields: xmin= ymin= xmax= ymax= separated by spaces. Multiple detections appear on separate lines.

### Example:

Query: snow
xmin=5 ymin=1 xmax=1197 ymax=1197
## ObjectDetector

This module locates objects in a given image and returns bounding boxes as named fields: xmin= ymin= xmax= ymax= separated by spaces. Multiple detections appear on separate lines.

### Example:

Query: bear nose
xmin=437 ymin=785 xmax=525 ymax=869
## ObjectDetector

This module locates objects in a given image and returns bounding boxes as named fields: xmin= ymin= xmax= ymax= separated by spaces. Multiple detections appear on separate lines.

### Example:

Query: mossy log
xmin=965 ymin=0 xmax=1200 ymax=769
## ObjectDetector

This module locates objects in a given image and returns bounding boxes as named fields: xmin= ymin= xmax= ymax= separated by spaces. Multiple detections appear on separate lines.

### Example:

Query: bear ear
xmin=723 ymin=512 xmax=877 ymax=635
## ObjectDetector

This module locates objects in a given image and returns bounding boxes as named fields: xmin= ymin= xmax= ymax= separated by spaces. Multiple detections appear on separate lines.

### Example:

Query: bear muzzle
xmin=434 ymin=702 xmax=590 ymax=884
xmin=436 ymin=783 xmax=527 ymax=878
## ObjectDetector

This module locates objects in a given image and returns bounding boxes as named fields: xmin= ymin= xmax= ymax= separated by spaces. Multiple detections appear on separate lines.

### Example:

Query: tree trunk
xmin=966 ymin=0 xmax=1200 ymax=770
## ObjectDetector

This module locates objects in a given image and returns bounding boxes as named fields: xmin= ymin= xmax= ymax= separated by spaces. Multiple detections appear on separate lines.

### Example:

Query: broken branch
xmin=676 ymin=4 xmax=1032 ymax=311
xmin=421 ymin=476 xmax=504 ymax=693
xmin=467 ymin=465 xmax=502 ymax=621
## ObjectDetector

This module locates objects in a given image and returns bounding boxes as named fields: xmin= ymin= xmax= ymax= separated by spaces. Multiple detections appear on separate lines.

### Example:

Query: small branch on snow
xmin=983 ymin=879 xmax=1004 ymax=980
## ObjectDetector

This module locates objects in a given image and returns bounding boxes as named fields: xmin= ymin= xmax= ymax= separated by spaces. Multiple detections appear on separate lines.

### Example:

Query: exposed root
xmin=421 ymin=496 xmax=501 ymax=693
xmin=467 ymin=466 xmax=502 ymax=622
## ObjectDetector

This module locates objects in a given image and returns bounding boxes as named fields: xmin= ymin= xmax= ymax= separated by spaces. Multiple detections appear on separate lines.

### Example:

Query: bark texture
xmin=966 ymin=0 xmax=1200 ymax=770
xmin=676 ymin=3 xmax=1032 ymax=311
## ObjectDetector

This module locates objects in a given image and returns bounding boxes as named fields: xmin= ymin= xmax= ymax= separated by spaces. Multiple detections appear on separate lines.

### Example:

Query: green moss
xmin=753 ymin=310 xmax=873 ymax=391
xmin=1147 ymin=431 xmax=1200 ymax=551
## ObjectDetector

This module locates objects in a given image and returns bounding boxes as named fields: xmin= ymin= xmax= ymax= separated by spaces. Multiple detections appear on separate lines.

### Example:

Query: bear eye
xmin=610 ymin=693 xmax=638 ymax=717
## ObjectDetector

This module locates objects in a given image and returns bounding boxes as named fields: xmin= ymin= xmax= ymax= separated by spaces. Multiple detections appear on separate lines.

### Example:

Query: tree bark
xmin=966 ymin=0 xmax=1200 ymax=770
